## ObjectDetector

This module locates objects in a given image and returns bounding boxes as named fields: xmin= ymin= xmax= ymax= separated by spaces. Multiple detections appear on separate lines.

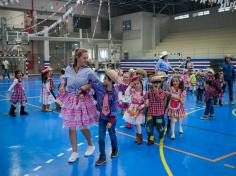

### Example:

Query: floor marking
xmin=67 ymin=148 xmax=72 ymax=152
xmin=78 ymin=143 xmax=84 ymax=146
xmin=159 ymin=129 xmax=173 ymax=176
xmin=232 ymin=109 xmax=236 ymax=117
xmin=224 ymin=164 xmax=235 ymax=169
xmin=23 ymin=174 xmax=29 ymax=176
xmin=8 ymin=145 xmax=22 ymax=149
xmin=119 ymin=125 xmax=125 ymax=128
xmin=190 ymin=108 xmax=195 ymax=110
xmin=95 ymin=135 xmax=98 ymax=138
xmin=45 ymin=159 xmax=54 ymax=164
xmin=57 ymin=153 xmax=64 ymax=157
xmin=33 ymin=166 xmax=42 ymax=171
xmin=213 ymin=152 xmax=236 ymax=162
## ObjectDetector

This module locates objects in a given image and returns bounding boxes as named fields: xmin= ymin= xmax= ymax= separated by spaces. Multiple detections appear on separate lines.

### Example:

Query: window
xmin=101 ymin=19 xmax=109 ymax=32
xmin=98 ymin=48 xmax=108 ymax=62
xmin=122 ymin=20 xmax=131 ymax=32
xmin=73 ymin=16 xmax=91 ymax=32
xmin=174 ymin=14 xmax=189 ymax=20
xmin=192 ymin=10 xmax=210 ymax=17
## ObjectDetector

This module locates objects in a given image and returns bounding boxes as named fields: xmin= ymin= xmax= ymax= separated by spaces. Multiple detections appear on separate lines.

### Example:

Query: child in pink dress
xmin=123 ymin=76 xmax=145 ymax=144
xmin=166 ymin=75 xmax=187 ymax=140
xmin=8 ymin=70 xmax=28 ymax=117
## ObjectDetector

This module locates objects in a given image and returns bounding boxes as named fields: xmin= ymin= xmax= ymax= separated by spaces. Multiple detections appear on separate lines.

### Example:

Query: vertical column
xmin=25 ymin=57 xmax=29 ymax=78
xmin=43 ymin=26 xmax=50 ymax=68
xmin=94 ymin=45 xmax=99 ymax=70
xmin=79 ymin=28 xmax=83 ymax=48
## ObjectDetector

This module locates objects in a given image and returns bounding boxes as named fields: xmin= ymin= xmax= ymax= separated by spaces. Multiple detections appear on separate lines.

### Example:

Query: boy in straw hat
xmin=81 ymin=69 xmax=119 ymax=166
xmin=144 ymin=72 xmax=166 ymax=145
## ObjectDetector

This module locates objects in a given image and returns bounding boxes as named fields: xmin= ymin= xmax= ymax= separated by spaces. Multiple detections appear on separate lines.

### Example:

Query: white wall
xmin=111 ymin=12 xmax=171 ymax=58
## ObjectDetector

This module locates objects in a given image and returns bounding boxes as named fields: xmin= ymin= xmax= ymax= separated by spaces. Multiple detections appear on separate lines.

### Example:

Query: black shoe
xmin=147 ymin=140 xmax=154 ymax=146
xmin=9 ymin=105 xmax=16 ymax=117
xmin=95 ymin=157 xmax=106 ymax=166
xmin=20 ymin=106 xmax=28 ymax=115
xmin=111 ymin=150 xmax=119 ymax=158
xmin=159 ymin=131 xmax=164 ymax=139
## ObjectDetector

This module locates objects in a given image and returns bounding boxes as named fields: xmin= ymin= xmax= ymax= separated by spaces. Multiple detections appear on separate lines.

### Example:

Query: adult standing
xmin=58 ymin=48 xmax=100 ymax=163
xmin=222 ymin=54 xmax=235 ymax=105
xmin=2 ymin=59 xmax=10 ymax=79
xmin=180 ymin=57 xmax=194 ymax=69
xmin=155 ymin=51 xmax=175 ymax=74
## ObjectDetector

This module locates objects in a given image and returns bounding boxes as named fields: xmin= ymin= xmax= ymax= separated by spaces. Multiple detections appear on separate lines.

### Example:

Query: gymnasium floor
xmin=0 ymin=76 xmax=236 ymax=176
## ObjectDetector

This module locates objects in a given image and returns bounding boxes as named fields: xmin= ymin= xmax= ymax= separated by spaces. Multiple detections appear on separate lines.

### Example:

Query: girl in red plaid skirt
xmin=166 ymin=75 xmax=186 ymax=140
xmin=8 ymin=70 xmax=28 ymax=117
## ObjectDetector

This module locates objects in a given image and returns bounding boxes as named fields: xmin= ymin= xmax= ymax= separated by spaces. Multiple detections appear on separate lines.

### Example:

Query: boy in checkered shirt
xmin=144 ymin=73 xmax=166 ymax=145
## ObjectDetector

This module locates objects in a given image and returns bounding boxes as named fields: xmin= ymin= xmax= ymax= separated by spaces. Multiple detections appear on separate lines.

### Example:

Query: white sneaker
xmin=68 ymin=152 xmax=79 ymax=163
xmin=171 ymin=133 xmax=175 ymax=140
xmin=84 ymin=145 xmax=95 ymax=157
xmin=179 ymin=126 xmax=184 ymax=134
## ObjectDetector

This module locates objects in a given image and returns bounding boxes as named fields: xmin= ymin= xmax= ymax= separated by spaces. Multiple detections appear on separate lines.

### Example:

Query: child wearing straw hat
xmin=84 ymin=69 xmax=119 ymax=166
xmin=144 ymin=72 xmax=166 ymax=145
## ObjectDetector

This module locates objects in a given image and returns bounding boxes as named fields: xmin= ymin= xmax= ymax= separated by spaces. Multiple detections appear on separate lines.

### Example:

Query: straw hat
xmin=159 ymin=51 xmax=169 ymax=59
xmin=128 ymin=68 xmax=135 ymax=73
xmin=135 ymin=69 xmax=147 ymax=76
xmin=225 ymin=54 xmax=233 ymax=58
xmin=151 ymin=72 xmax=167 ymax=82
xmin=105 ymin=69 xmax=119 ymax=83
xmin=207 ymin=68 xmax=215 ymax=75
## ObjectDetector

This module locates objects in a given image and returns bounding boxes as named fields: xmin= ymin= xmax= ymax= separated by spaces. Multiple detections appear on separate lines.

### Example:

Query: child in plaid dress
xmin=8 ymin=70 xmax=28 ymax=117
xmin=144 ymin=72 xmax=166 ymax=145
xmin=123 ymin=76 xmax=145 ymax=144
xmin=166 ymin=75 xmax=186 ymax=140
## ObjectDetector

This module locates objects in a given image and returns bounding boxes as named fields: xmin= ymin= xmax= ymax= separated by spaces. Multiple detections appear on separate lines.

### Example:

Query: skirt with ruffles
xmin=58 ymin=92 xmax=99 ymax=128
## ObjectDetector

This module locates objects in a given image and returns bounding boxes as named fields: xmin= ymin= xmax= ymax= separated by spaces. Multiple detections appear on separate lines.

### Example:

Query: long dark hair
xmin=73 ymin=48 xmax=88 ymax=67
xmin=170 ymin=76 xmax=185 ymax=91
xmin=41 ymin=71 xmax=49 ymax=84
xmin=15 ymin=70 xmax=24 ymax=78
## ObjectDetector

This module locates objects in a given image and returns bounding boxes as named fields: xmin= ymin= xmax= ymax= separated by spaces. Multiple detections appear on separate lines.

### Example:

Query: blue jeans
xmin=204 ymin=98 xmax=214 ymax=116
xmin=197 ymin=89 xmax=204 ymax=102
xmin=3 ymin=69 xmax=10 ymax=79
xmin=98 ymin=118 xmax=118 ymax=159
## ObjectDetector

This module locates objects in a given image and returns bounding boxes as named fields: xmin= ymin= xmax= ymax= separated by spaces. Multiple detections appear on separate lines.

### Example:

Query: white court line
xmin=45 ymin=159 xmax=54 ymax=164
xmin=119 ymin=125 xmax=125 ymax=128
xmin=33 ymin=166 xmax=42 ymax=171
xmin=78 ymin=143 xmax=84 ymax=146
xmin=8 ymin=145 xmax=22 ymax=149
xmin=23 ymin=174 xmax=29 ymax=176
xmin=95 ymin=135 xmax=98 ymax=138
xmin=57 ymin=153 xmax=64 ymax=157
xmin=67 ymin=148 xmax=72 ymax=152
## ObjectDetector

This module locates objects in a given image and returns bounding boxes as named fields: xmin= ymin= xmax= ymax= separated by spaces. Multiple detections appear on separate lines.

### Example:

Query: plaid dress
xmin=9 ymin=78 xmax=27 ymax=105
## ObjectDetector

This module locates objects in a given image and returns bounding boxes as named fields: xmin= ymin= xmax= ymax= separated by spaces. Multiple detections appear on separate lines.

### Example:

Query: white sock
xmin=136 ymin=124 xmax=142 ymax=134
xmin=171 ymin=119 xmax=176 ymax=138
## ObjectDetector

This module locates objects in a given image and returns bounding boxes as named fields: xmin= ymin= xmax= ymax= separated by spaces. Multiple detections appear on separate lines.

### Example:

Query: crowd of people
xmin=6 ymin=49 xmax=235 ymax=166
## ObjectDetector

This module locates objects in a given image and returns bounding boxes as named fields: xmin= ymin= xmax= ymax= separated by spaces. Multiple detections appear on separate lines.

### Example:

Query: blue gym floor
xmin=0 ymin=76 xmax=236 ymax=176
